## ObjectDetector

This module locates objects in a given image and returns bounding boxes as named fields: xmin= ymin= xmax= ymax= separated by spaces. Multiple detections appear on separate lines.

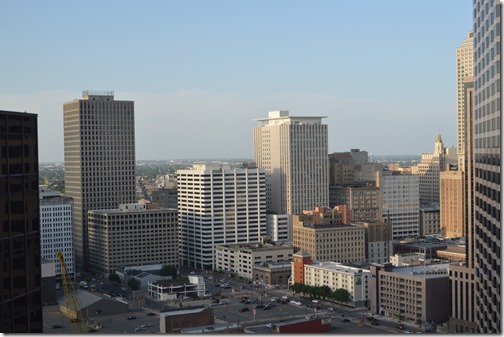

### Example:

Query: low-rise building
xmin=252 ymin=262 xmax=292 ymax=287
xmin=301 ymin=261 xmax=371 ymax=307
xmin=160 ymin=306 xmax=214 ymax=333
xmin=292 ymin=215 xmax=365 ymax=263
xmin=215 ymin=242 xmax=293 ymax=279
xmin=148 ymin=275 xmax=205 ymax=300
xmin=390 ymin=253 xmax=426 ymax=267
xmin=369 ymin=263 xmax=450 ymax=325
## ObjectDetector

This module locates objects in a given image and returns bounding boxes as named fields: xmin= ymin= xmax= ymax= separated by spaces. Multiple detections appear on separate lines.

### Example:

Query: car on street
xmin=146 ymin=312 xmax=156 ymax=316
xmin=263 ymin=306 xmax=271 ymax=310
xmin=127 ymin=315 xmax=136 ymax=320
xmin=371 ymin=319 xmax=379 ymax=326
xmin=240 ymin=307 xmax=250 ymax=312
xmin=281 ymin=295 xmax=288 ymax=299
xmin=366 ymin=316 xmax=374 ymax=321
xmin=343 ymin=319 xmax=350 ymax=323
xmin=396 ymin=324 xmax=405 ymax=330
xmin=255 ymin=304 xmax=266 ymax=309
xmin=312 ymin=299 xmax=319 ymax=303
xmin=327 ymin=307 xmax=335 ymax=311
xmin=266 ymin=323 xmax=273 ymax=328
xmin=290 ymin=300 xmax=302 ymax=305
xmin=134 ymin=327 xmax=146 ymax=332
xmin=141 ymin=323 xmax=153 ymax=328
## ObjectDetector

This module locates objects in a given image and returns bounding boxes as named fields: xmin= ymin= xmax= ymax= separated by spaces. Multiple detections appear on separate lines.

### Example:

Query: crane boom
xmin=56 ymin=251 xmax=87 ymax=333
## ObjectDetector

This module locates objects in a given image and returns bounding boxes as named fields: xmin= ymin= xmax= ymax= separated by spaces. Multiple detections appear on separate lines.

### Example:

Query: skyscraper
xmin=456 ymin=31 xmax=475 ymax=170
xmin=254 ymin=111 xmax=329 ymax=215
xmin=63 ymin=91 xmax=136 ymax=271
xmin=177 ymin=164 xmax=266 ymax=269
xmin=0 ymin=110 xmax=43 ymax=332
xmin=472 ymin=0 xmax=501 ymax=332
xmin=415 ymin=134 xmax=457 ymax=205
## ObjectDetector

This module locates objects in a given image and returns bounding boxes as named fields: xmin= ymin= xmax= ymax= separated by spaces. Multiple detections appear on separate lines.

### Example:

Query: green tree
xmin=160 ymin=265 xmax=177 ymax=279
xmin=128 ymin=278 xmax=140 ymax=291
xmin=332 ymin=288 xmax=351 ymax=304
xmin=319 ymin=285 xmax=331 ymax=300
xmin=292 ymin=283 xmax=304 ymax=294
xmin=109 ymin=273 xmax=121 ymax=283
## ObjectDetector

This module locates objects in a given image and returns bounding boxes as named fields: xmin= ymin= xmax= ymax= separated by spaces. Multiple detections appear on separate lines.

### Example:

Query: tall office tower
xmin=0 ymin=110 xmax=42 ymax=332
xmin=439 ymin=170 xmax=464 ymax=238
xmin=254 ymin=111 xmax=328 ymax=215
xmin=448 ymin=77 xmax=477 ymax=333
xmin=63 ymin=91 xmax=136 ymax=271
xmin=177 ymin=164 xmax=266 ymax=270
xmin=40 ymin=190 xmax=74 ymax=278
xmin=456 ymin=31 xmax=475 ymax=170
xmin=380 ymin=170 xmax=420 ymax=239
xmin=266 ymin=214 xmax=291 ymax=243
xmin=87 ymin=203 xmax=179 ymax=279
xmin=472 ymin=0 xmax=501 ymax=332
xmin=416 ymin=134 xmax=457 ymax=205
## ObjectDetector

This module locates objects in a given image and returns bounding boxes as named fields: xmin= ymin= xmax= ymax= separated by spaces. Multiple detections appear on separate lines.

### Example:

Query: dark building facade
xmin=472 ymin=0 xmax=501 ymax=333
xmin=0 ymin=110 xmax=42 ymax=332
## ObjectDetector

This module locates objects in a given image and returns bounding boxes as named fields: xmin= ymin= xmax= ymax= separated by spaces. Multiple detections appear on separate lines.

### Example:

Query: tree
xmin=332 ymin=288 xmax=351 ymax=304
xmin=160 ymin=265 xmax=177 ymax=279
xmin=109 ymin=273 xmax=121 ymax=283
xmin=128 ymin=278 xmax=140 ymax=291
xmin=292 ymin=283 xmax=304 ymax=294
xmin=319 ymin=285 xmax=331 ymax=300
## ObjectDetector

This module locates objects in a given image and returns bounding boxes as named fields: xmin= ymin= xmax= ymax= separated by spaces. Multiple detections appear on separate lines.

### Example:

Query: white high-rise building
xmin=40 ymin=190 xmax=74 ymax=278
xmin=266 ymin=214 xmax=291 ymax=243
xmin=456 ymin=31 xmax=474 ymax=170
xmin=177 ymin=164 xmax=266 ymax=270
xmin=63 ymin=91 xmax=136 ymax=270
xmin=254 ymin=111 xmax=329 ymax=215
xmin=379 ymin=170 xmax=420 ymax=239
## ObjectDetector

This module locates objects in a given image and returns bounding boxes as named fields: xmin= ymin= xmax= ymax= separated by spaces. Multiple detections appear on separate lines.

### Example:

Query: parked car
xmin=328 ymin=307 xmax=335 ymax=311
xmin=396 ymin=324 xmax=405 ymax=330
xmin=266 ymin=323 xmax=273 ymax=328
xmin=263 ymin=306 xmax=271 ymax=310
xmin=371 ymin=319 xmax=379 ymax=326
xmin=141 ymin=323 xmax=153 ymax=328
xmin=343 ymin=319 xmax=350 ymax=323
xmin=127 ymin=315 xmax=136 ymax=320
xmin=134 ymin=327 xmax=146 ymax=332
xmin=240 ymin=307 xmax=250 ymax=312
xmin=146 ymin=312 xmax=156 ymax=316
xmin=255 ymin=304 xmax=265 ymax=309
xmin=282 ymin=295 xmax=289 ymax=299
xmin=366 ymin=316 xmax=374 ymax=321
xmin=312 ymin=299 xmax=319 ymax=303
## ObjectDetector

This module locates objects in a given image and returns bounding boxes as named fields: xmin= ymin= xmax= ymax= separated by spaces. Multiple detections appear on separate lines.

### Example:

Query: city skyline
xmin=0 ymin=0 xmax=473 ymax=162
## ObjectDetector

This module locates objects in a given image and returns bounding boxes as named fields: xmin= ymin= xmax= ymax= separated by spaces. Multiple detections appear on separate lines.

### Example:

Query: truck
xmin=79 ymin=281 xmax=89 ymax=289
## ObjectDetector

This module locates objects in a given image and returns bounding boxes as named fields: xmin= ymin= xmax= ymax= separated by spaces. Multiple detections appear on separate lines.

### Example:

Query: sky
xmin=0 ymin=0 xmax=473 ymax=163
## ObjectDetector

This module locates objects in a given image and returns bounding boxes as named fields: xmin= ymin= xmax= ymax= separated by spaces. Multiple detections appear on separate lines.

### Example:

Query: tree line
xmin=291 ymin=283 xmax=351 ymax=304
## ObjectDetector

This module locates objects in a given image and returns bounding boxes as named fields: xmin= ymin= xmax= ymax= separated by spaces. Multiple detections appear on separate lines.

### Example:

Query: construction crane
xmin=56 ymin=251 xmax=87 ymax=333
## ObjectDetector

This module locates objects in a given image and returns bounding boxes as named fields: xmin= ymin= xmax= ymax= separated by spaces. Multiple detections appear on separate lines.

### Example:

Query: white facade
xmin=380 ymin=171 xmax=420 ymax=239
xmin=302 ymin=262 xmax=371 ymax=307
xmin=415 ymin=135 xmax=457 ymax=205
xmin=266 ymin=214 xmax=291 ymax=243
xmin=456 ymin=30 xmax=474 ymax=170
xmin=87 ymin=204 xmax=179 ymax=279
xmin=177 ymin=164 xmax=266 ymax=270
xmin=40 ymin=194 xmax=74 ymax=278
xmin=215 ymin=243 xmax=293 ymax=279
xmin=254 ymin=111 xmax=329 ymax=215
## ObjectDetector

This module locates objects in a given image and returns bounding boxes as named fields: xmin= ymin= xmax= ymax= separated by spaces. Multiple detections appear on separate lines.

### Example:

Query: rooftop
xmin=390 ymin=263 xmax=450 ymax=279
xmin=307 ymin=261 xmax=371 ymax=275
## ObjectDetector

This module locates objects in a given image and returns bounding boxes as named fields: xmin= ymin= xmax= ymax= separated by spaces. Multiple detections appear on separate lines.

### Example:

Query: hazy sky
xmin=1 ymin=0 xmax=473 ymax=162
